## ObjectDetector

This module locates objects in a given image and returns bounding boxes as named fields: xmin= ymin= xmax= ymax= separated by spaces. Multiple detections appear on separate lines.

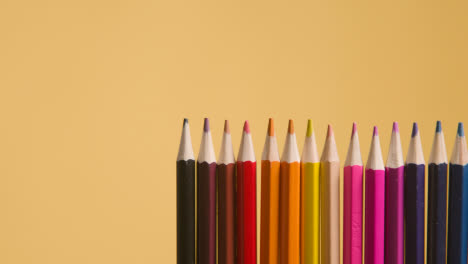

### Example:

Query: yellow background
xmin=1 ymin=0 xmax=468 ymax=263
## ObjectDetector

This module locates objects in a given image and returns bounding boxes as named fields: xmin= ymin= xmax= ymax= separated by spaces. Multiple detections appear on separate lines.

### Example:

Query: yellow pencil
xmin=301 ymin=120 xmax=320 ymax=264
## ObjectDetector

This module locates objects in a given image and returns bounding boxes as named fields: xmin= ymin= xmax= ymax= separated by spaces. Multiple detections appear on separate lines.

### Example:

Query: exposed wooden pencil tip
xmin=373 ymin=126 xmax=378 ymax=136
xmin=204 ymin=118 xmax=210 ymax=132
xmin=393 ymin=122 xmax=399 ymax=133
xmin=224 ymin=120 xmax=230 ymax=133
xmin=436 ymin=121 xmax=442 ymax=133
xmin=306 ymin=119 xmax=313 ymax=137
xmin=352 ymin=122 xmax=357 ymax=135
xmin=268 ymin=118 xmax=274 ymax=136
xmin=243 ymin=120 xmax=250 ymax=133
xmin=412 ymin=122 xmax=419 ymax=137
xmin=327 ymin=124 xmax=333 ymax=137
xmin=458 ymin=122 xmax=464 ymax=137
xmin=288 ymin=119 xmax=294 ymax=134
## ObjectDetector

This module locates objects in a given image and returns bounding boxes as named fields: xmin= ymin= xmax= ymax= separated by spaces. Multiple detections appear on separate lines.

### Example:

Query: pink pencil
xmin=365 ymin=126 xmax=385 ymax=264
xmin=343 ymin=123 xmax=363 ymax=264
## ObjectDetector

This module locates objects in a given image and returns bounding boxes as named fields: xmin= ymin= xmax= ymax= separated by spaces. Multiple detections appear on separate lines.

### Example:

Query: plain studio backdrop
xmin=1 ymin=0 xmax=468 ymax=263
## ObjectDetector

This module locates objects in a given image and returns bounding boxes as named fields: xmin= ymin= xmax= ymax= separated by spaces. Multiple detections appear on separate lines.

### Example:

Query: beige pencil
xmin=320 ymin=124 xmax=340 ymax=264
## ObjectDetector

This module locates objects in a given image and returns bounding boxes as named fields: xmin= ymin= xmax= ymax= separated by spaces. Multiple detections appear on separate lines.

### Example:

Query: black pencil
xmin=176 ymin=119 xmax=195 ymax=264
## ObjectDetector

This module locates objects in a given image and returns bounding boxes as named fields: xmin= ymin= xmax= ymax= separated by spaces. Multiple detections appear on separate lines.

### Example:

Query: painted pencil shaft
xmin=260 ymin=160 xmax=280 ymax=264
xmin=301 ymin=120 xmax=320 ymax=264
xmin=427 ymin=163 xmax=447 ymax=264
xmin=218 ymin=163 xmax=235 ymax=264
xmin=301 ymin=162 xmax=320 ymax=264
xmin=237 ymin=161 xmax=257 ymax=264
xmin=365 ymin=168 xmax=385 ymax=264
xmin=448 ymin=163 xmax=468 ymax=264
xmin=177 ymin=160 xmax=195 ymax=264
xmin=343 ymin=165 xmax=363 ymax=264
xmin=404 ymin=164 xmax=425 ymax=264
xmin=384 ymin=167 xmax=404 ymax=264
xmin=197 ymin=162 xmax=217 ymax=264
xmin=280 ymin=162 xmax=301 ymax=264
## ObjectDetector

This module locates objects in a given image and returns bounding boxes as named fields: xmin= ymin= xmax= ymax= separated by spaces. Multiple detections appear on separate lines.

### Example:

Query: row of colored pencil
xmin=176 ymin=118 xmax=468 ymax=264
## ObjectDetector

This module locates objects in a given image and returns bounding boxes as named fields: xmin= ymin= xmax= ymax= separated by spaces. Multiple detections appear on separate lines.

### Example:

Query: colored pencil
xmin=279 ymin=119 xmax=301 ymax=264
xmin=218 ymin=120 xmax=235 ymax=264
xmin=320 ymin=124 xmax=340 ymax=264
xmin=237 ymin=121 xmax=257 ymax=264
xmin=197 ymin=118 xmax=217 ymax=264
xmin=365 ymin=126 xmax=385 ymax=264
xmin=427 ymin=121 xmax=448 ymax=264
xmin=447 ymin=122 xmax=468 ymax=264
xmin=405 ymin=122 xmax=426 ymax=264
xmin=385 ymin=122 xmax=404 ymax=264
xmin=343 ymin=123 xmax=363 ymax=264
xmin=176 ymin=119 xmax=196 ymax=264
xmin=301 ymin=120 xmax=320 ymax=264
xmin=260 ymin=118 xmax=280 ymax=264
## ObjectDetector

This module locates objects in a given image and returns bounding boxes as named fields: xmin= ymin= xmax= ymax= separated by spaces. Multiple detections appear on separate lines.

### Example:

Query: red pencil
xmin=237 ymin=121 xmax=257 ymax=264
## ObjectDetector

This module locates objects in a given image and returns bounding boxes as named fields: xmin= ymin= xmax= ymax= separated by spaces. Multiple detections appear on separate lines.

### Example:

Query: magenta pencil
xmin=385 ymin=122 xmax=404 ymax=264
xmin=365 ymin=126 xmax=385 ymax=264
xmin=343 ymin=123 xmax=363 ymax=264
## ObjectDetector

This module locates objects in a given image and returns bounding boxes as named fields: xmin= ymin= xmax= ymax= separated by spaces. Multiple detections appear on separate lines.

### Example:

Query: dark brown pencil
xmin=217 ymin=120 xmax=236 ymax=264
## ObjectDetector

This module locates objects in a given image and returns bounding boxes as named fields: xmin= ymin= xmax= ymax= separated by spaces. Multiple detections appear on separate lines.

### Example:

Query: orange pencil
xmin=279 ymin=120 xmax=301 ymax=264
xmin=260 ymin=118 xmax=281 ymax=264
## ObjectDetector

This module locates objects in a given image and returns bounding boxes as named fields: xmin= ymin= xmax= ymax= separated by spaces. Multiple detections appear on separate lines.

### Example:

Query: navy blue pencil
xmin=404 ymin=122 xmax=425 ymax=264
xmin=447 ymin=122 xmax=468 ymax=264
xmin=427 ymin=121 xmax=448 ymax=264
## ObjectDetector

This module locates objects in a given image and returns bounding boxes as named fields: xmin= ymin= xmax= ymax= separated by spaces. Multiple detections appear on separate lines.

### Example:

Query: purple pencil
xmin=365 ymin=127 xmax=385 ymax=264
xmin=385 ymin=122 xmax=404 ymax=264
xmin=197 ymin=118 xmax=217 ymax=264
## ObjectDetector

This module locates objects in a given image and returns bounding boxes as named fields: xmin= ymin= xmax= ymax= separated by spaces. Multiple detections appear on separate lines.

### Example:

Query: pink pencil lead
xmin=243 ymin=120 xmax=250 ymax=133
xmin=393 ymin=122 xmax=399 ymax=133
xmin=373 ymin=126 xmax=378 ymax=136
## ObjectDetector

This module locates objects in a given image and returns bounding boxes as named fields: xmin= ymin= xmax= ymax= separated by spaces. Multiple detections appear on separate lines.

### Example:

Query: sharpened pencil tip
xmin=183 ymin=118 xmax=188 ymax=125
xmin=288 ymin=119 xmax=294 ymax=134
xmin=203 ymin=118 xmax=210 ymax=132
xmin=458 ymin=122 xmax=464 ymax=137
xmin=436 ymin=121 xmax=442 ymax=133
xmin=243 ymin=120 xmax=250 ymax=133
xmin=412 ymin=122 xmax=419 ymax=137
xmin=327 ymin=124 xmax=334 ymax=137
xmin=393 ymin=122 xmax=399 ymax=133
xmin=352 ymin=122 xmax=357 ymax=135
xmin=373 ymin=126 xmax=378 ymax=136
xmin=306 ymin=119 xmax=313 ymax=137
xmin=268 ymin=118 xmax=274 ymax=136
xmin=224 ymin=120 xmax=230 ymax=133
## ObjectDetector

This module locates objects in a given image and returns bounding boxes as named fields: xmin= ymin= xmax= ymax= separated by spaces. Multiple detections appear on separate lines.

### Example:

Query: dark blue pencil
xmin=447 ymin=122 xmax=468 ymax=264
xmin=404 ymin=122 xmax=425 ymax=264
xmin=427 ymin=121 xmax=448 ymax=264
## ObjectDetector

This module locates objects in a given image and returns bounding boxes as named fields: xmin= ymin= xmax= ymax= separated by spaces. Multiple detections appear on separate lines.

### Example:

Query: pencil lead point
xmin=412 ymin=122 xmax=418 ymax=137
xmin=183 ymin=118 xmax=188 ymax=126
xmin=268 ymin=118 xmax=274 ymax=136
xmin=288 ymin=119 xmax=294 ymax=134
xmin=327 ymin=124 xmax=334 ymax=137
xmin=352 ymin=122 xmax=357 ymax=135
xmin=224 ymin=120 xmax=230 ymax=133
xmin=393 ymin=122 xmax=399 ymax=133
xmin=243 ymin=120 xmax=250 ymax=133
xmin=436 ymin=121 xmax=442 ymax=133
xmin=203 ymin=118 xmax=210 ymax=132
xmin=458 ymin=122 xmax=464 ymax=137
xmin=373 ymin=126 xmax=378 ymax=136
xmin=306 ymin=119 xmax=313 ymax=137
